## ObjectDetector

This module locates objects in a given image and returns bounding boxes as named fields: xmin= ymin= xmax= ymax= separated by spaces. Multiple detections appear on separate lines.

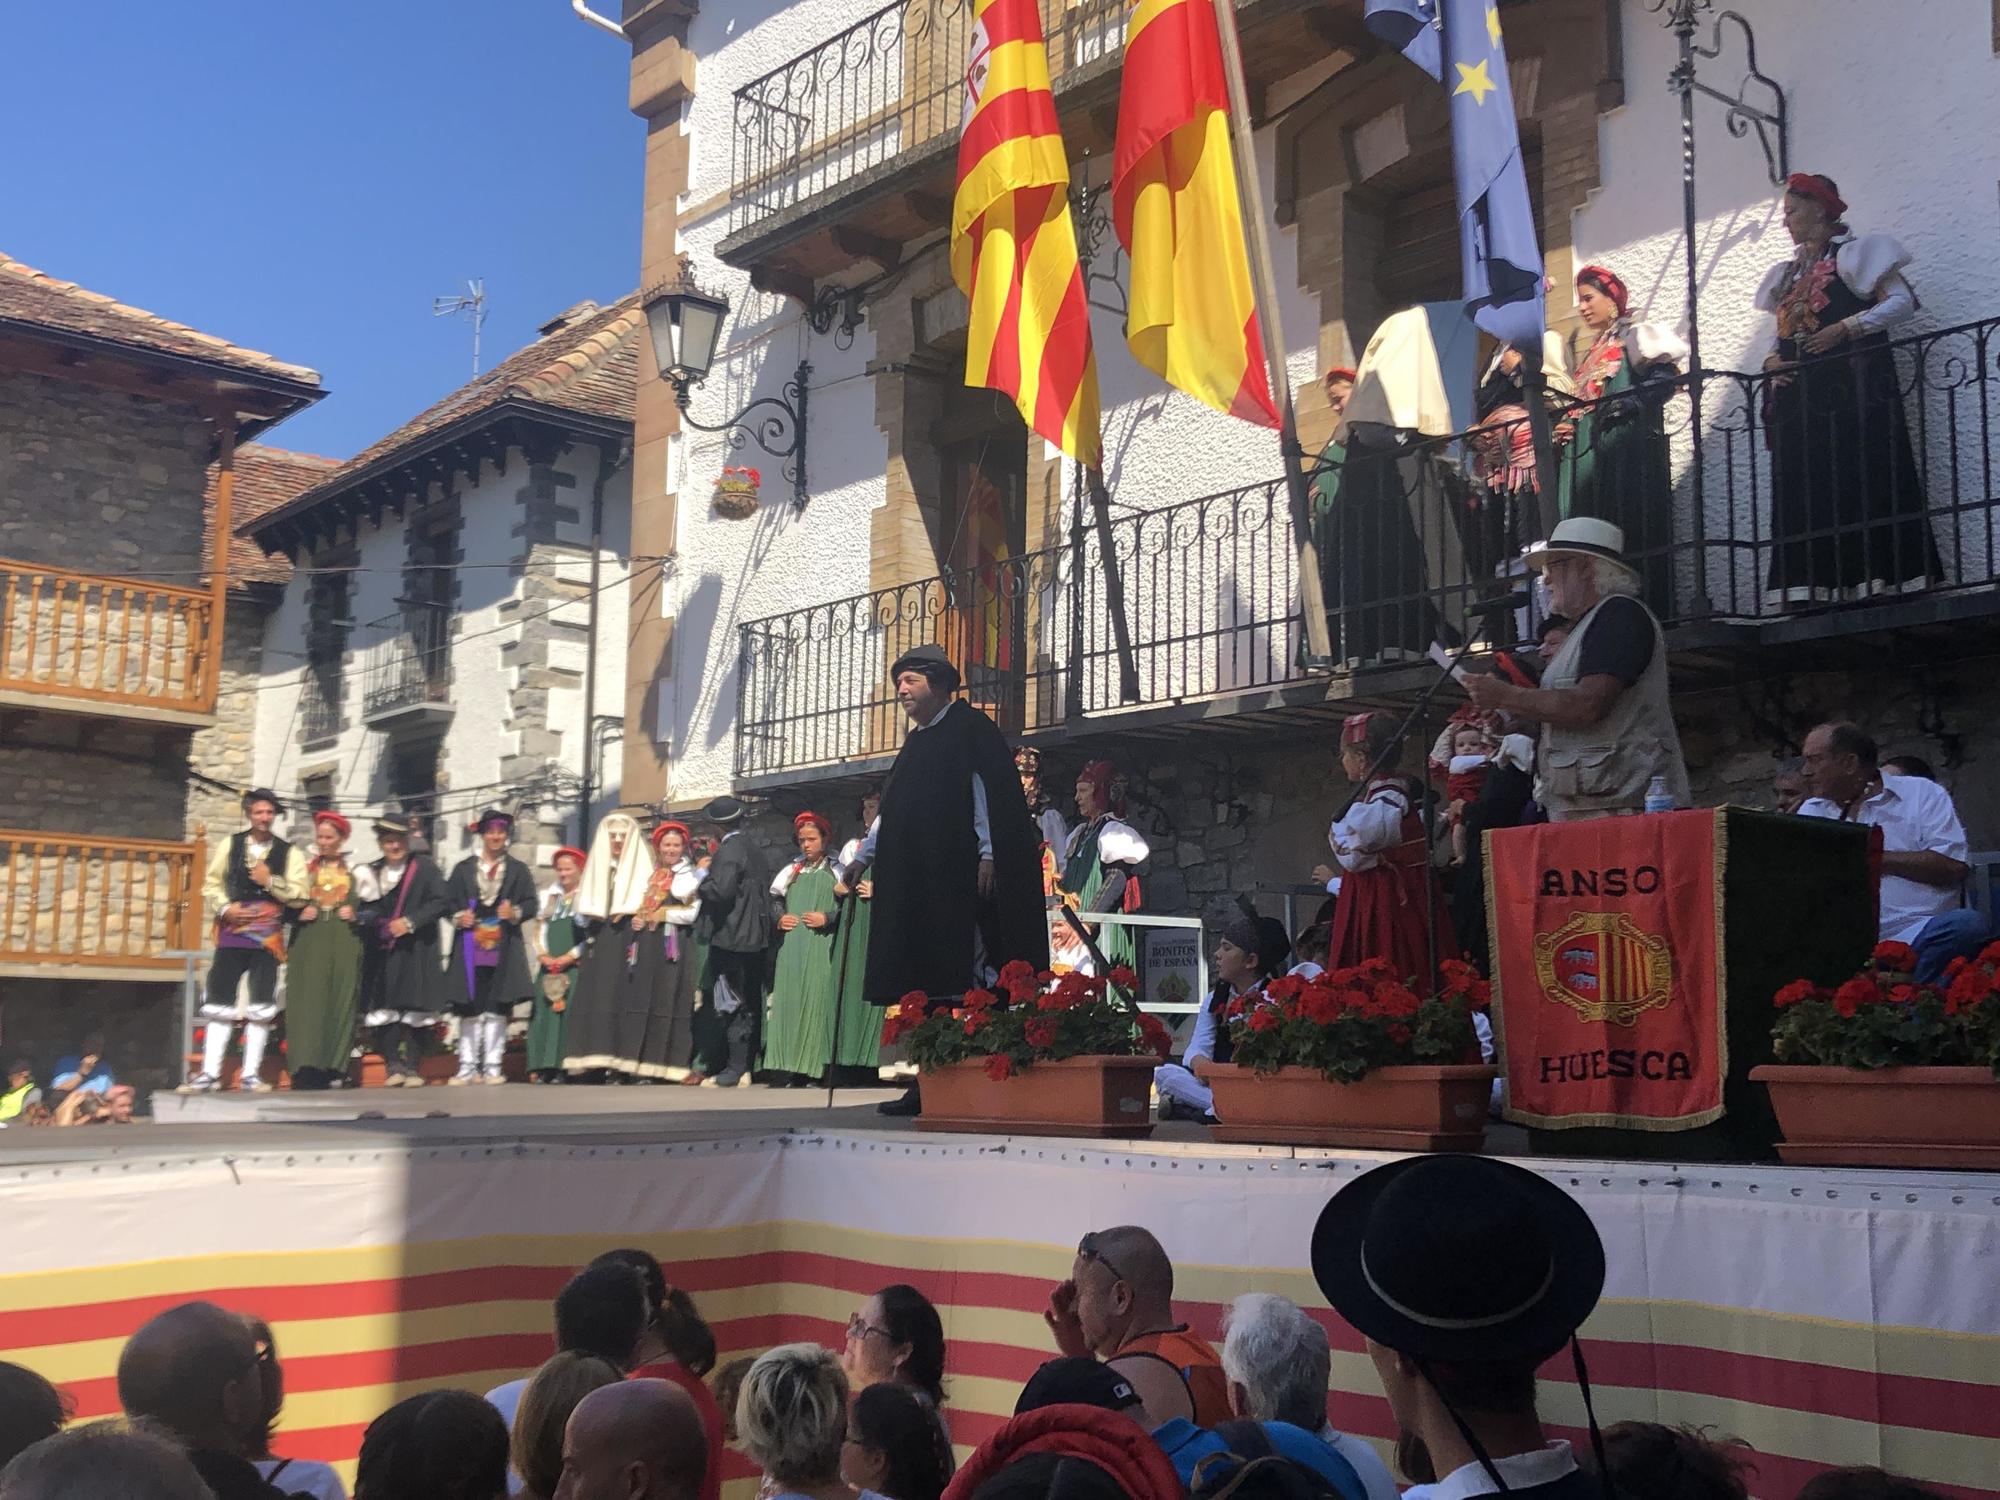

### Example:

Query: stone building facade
xmin=0 ymin=253 xmax=322 ymax=1098
xmin=243 ymin=299 xmax=638 ymax=872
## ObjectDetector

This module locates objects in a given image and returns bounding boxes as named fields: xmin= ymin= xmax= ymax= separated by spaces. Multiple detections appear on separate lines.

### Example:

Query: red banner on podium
xmin=1487 ymin=810 xmax=1728 ymax=1131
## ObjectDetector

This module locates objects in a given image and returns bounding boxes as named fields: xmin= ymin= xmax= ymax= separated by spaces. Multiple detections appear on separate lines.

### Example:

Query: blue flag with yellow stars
xmin=1365 ymin=0 xmax=1544 ymax=343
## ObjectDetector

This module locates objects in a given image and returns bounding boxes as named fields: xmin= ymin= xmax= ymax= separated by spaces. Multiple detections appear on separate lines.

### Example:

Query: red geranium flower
xmin=1247 ymin=1006 xmax=1282 ymax=1033
xmin=1772 ymin=979 xmax=1818 ymax=1009
xmin=962 ymin=1015 xmax=984 ymax=1037
xmin=1024 ymin=1016 xmax=1058 ymax=1049
xmin=1978 ymin=942 xmax=2000 ymax=967
xmin=1871 ymin=941 xmax=1918 ymax=973
xmin=1946 ymin=966 xmax=1991 ymax=1017
xmin=1136 ymin=1014 xmax=1173 ymax=1060
xmin=1264 ymin=975 xmax=1308 ymax=1006
xmin=1944 ymin=955 xmax=1972 ymax=981
xmin=998 ymin=960 xmax=1041 ymax=1002
xmin=900 ymin=990 xmax=932 ymax=1013
xmin=1107 ymin=964 xmax=1139 ymax=991
xmin=963 ymin=987 xmax=1000 ymax=1012
xmin=1831 ymin=977 xmax=1879 ymax=1018
xmin=984 ymin=1054 xmax=1014 ymax=1081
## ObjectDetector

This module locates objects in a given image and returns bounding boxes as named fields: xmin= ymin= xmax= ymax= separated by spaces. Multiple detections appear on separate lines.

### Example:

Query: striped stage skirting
xmin=1 ymin=1132 xmax=1995 ymax=1497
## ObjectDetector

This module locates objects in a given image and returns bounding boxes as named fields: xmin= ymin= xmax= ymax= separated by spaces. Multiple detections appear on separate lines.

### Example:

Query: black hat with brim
xmin=1014 ymin=1357 xmax=1144 ymax=1417
xmin=889 ymin=643 xmax=963 ymax=693
xmin=704 ymin=795 xmax=749 ymax=825
xmin=373 ymin=816 xmax=413 ymax=838
xmin=1310 ymin=1154 xmax=1605 ymax=1365
xmin=241 ymin=788 xmax=285 ymax=815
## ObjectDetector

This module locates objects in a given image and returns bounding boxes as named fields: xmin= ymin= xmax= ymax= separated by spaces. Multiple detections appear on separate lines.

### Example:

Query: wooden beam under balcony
xmin=0 ymin=557 xmax=219 ymax=728
xmin=0 ymin=828 xmax=206 ymax=979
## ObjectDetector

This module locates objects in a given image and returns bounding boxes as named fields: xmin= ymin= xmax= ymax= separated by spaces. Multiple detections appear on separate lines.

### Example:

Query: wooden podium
xmin=1487 ymin=807 xmax=1876 ymax=1161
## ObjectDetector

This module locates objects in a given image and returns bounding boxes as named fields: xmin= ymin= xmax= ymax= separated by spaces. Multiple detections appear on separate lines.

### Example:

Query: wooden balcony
xmin=0 ymin=829 xmax=206 ymax=980
xmin=0 ymin=558 xmax=218 ymax=726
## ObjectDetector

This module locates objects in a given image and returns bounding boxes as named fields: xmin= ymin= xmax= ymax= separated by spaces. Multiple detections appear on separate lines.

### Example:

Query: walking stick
xmin=823 ymin=881 xmax=863 ymax=1110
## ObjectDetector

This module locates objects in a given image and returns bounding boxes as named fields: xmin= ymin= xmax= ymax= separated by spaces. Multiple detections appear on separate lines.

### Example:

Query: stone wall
xmin=186 ymin=597 xmax=269 ymax=840
xmin=0 ymin=370 xmax=212 ymax=577
xmin=0 ymin=724 xmax=190 ymax=842
xmin=0 ymin=977 xmax=183 ymax=1107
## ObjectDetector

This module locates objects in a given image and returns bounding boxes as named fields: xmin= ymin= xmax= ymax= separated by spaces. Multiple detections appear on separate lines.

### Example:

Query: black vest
xmin=225 ymin=831 xmax=295 ymax=904
xmin=1207 ymin=982 xmax=1236 ymax=1066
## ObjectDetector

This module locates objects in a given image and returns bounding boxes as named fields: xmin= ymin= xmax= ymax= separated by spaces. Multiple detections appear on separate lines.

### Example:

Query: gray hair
xmin=736 ymin=1344 xmax=848 ymax=1488
xmin=1591 ymin=557 xmax=1640 ymax=598
xmin=1219 ymin=1293 xmax=1331 ymax=1430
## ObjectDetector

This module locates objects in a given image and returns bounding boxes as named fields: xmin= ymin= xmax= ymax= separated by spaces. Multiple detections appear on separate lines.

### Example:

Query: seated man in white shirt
xmin=1154 ymin=909 xmax=1285 ymax=1124
xmin=1311 ymin=1156 xmax=1607 ymax=1500
xmin=1795 ymin=721 xmax=1990 ymax=982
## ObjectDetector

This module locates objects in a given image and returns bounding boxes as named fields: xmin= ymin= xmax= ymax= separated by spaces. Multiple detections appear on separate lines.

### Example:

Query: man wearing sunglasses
xmin=116 ymin=1301 xmax=296 ymax=1499
xmin=1043 ymin=1226 xmax=1230 ymax=1431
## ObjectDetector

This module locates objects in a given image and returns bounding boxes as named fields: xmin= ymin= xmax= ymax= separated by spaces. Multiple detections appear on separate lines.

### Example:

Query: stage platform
xmin=2 ymin=1104 xmax=1994 ymax=1500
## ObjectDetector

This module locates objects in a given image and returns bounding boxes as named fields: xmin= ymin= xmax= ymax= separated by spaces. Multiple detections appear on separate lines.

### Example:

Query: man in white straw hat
xmin=1468 ymin=518 xmax=1688 ymax=821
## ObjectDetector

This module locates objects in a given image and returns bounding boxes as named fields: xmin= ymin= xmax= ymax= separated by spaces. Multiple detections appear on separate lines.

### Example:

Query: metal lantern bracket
xmin=673 ymin=360 xmax=811 ymax=514
xmin=1665 ymin=4 xmax=1790 ymax=187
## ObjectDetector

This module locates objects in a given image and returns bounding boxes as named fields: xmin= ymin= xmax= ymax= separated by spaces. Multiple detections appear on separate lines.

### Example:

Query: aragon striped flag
xmin=1113 ymin=0 xmax=1279 ymax=427
xmin=951 ymin=0 xmax=1102 ymax=468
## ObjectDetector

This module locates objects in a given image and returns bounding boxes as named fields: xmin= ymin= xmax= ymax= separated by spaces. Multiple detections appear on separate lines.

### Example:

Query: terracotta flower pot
xmin=1752 ymin=1064 xmax=2000 ymax=1168
xmin=1196 ymin=1061 xmax=1498 ymax=1151
xmin=917 ymin=1055 xmax=1156 ymax=1139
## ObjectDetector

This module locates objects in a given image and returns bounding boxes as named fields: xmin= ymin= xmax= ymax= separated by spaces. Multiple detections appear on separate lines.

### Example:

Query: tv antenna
xmin=433 ymin=278 xmax=489 ymax=375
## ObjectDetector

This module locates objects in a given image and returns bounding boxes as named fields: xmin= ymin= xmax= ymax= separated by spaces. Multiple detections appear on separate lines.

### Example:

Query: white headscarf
xmin=578 ymin=813 xmax=654 ymax=919
xmin=1339 ymin=304 xmax=1456 ymax=439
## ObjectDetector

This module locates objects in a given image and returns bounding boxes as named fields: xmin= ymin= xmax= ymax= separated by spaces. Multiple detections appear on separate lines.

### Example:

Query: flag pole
xmin=1210 ymin=0 xmax=1333 ymax=668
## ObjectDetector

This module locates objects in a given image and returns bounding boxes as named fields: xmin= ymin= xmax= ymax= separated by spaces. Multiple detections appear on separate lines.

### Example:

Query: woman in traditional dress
xmin=1558 ymin=264 xmax=1687 ymax=611
xmin=1468 ymin=334 xmax=1574 ymax=585
xmin=763 ymin=811 xmax=840 ymax=1086
xmin=1050 ymin=761 xmax=1147 ymax=977
xmin=284 ymin=810 xmax=364 ymax=1090
xmin=1325 ymin=712 xmax=1455 ymax=988
xmin=526 ymin=845 xmax=587 ymax=1083
xmin=1757 ymin=171 xmax=1934 ymax=605
xmin=828 ymin=792 xmax=884 ymax=1086
xmin=564 ymin=813 xmax=654 ymax=1082
xmin=623 ymin=821 xmax=702 ymax=1080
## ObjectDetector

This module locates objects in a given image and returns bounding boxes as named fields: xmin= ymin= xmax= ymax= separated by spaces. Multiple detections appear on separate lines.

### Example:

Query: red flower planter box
xmin=916 ymin=1055 xmax=1156 ymax=1139
xmin=1197 ymin=1062 xmax=1498 ymax=1151
xmin=1752 ymin=1064 xmax=2000 ymax=1169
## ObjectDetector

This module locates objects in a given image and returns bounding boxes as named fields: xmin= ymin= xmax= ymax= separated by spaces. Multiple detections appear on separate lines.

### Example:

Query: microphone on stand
xmin=1466 ymin=589 xmax=1531 ymax=615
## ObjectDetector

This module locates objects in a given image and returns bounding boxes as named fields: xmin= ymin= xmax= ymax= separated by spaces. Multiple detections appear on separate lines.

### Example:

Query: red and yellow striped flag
xmin=951 ymin=0 xmax=1102 ymax=468
xmin=1113 ymin=0 xmax=1279 ymax=427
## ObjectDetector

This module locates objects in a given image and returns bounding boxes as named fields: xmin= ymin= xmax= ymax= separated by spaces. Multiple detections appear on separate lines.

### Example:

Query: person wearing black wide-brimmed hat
xmin=1311 ymin=1155 xmax=1609 ymax=1500
xmin=355 ymin=815 xmax=456 ymax=1087
xmin=691 ymin=795 xmax=776 ymax=1088
xmin=845 ymin=644 xmax=1047 ymax=1116
xmin=445 ymin=808 xmax=541 ymax=1085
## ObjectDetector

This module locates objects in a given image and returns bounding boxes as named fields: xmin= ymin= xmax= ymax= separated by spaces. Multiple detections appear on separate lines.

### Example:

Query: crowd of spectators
xmin=0 ymin=1161 xmax=1957 ymax=1500
xmin=0 ymin=1034 xmax=136 ymax=1129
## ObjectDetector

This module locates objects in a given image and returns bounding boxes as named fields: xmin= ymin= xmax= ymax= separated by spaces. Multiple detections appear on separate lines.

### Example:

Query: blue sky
xmin=1 ymin=1 xmax=642 ymax=459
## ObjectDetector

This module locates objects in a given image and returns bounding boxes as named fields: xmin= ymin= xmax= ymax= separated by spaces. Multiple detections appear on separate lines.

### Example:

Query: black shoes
xmin=877 ymin=1086 xmax=923 ymax=1117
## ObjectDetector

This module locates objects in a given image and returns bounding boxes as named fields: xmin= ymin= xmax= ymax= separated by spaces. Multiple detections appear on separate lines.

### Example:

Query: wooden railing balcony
xmin=0 ymin=559 xmax=218 ymax=722
xmin=0 ymin=829 xmax=206 ymax=977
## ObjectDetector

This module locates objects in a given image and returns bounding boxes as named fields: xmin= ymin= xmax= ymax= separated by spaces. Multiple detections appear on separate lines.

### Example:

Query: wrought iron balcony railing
xmin=0 ymin=828 xmax=206 ymax=973
xmin=727 ymin=0 xmax=1127 ymax=241
xmin=360 ymin=609 xmax=453 ymax=722
xmin=298 ymin=664 xmax=343 ymax=745
xmin=736 ymin=313 xmax=2000 ymax=781
xmin=0 ymin=560 xmax=216 ymax=718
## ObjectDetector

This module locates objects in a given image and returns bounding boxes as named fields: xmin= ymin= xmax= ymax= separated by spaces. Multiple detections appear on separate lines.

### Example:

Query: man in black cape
xmin=858 ymin=644 xmax=1048 ymax=1115
xmin=693 ymin=795 xmax=777 ymax=1089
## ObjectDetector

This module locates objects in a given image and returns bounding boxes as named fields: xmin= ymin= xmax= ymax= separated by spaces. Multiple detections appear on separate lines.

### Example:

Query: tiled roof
xmin=0 ymin=253 xmax=320 ymax=387
xmin=289 ymin=294 xmax=641 ymax=508
xmin=206 ymin=446 xmax=342 ymax=590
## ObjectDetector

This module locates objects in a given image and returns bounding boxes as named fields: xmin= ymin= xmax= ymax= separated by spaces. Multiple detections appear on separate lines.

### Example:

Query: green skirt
xmin=285 ymin=917 xmax=361 ymax=1073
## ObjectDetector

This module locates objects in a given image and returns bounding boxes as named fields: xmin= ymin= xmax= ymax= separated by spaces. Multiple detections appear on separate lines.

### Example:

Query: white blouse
xmin=1754 ymin=232 xmax=1919 ymax=337
xmin=1065 ymin=816 xmax=1149 ymax=868
xmin=1329 ymin=783 xmax=1411 ymax=873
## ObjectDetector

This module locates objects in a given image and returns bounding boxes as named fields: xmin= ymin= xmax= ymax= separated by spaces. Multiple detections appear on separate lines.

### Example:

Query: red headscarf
xmin=311 ymin=810 xmax=351 ymax=840
xmin=1077 ymin=760 xmax=1125 ymax=816
xmin=1785 ymin=171 xmax=1847 ymax=220
xmin=1325 ymin=366 xmax=1357 ymax=384
xmin=1575 ymin=264 xmax=1629 ymax=317
xmin=1341 ymin=711 xmax=1378 ymax=748
xmin=793 ymin=810 xmax=832 ymax=841
xmin=651 ymin=821 xmax=691 ymax=851
xmin=551 ymin=846 xmax=587 ymax=868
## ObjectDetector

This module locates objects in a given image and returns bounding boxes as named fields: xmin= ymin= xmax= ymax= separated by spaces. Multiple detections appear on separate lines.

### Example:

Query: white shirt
xmin=256 ymin=1457 xmax=347 ymax=1500
xmin=1330 ymin=782 xmax=1410 ymax=874
xmin=1797 ymin=774 xmax=1968 ymax=943
xmin=850 ymin=700 xmax=992 ymax=868
xmin=1401 ymin=1440 xmax=1578 ymax=1500
xmin=1288 ymin=960 xmax=1325 ymax=981
xmin=1315 ymin=1424 xmax=1403 ymax=1500
xmin=485 ymin=1378 xmax=529 ymax=1494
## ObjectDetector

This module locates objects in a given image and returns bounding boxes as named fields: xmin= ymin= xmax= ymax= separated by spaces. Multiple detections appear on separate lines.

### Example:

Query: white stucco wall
xmin=251 ymin=443 xmax=632 ymax=866
xmin=669 ymin=0 xmax=1325 ymax=801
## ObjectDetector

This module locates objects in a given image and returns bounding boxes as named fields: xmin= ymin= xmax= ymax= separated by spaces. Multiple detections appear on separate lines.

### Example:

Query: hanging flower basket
xmin=890 ymin=962 xmax=1170 ymax=1138
xmin=712 ymin=465 xmax=762 ymax=518
xmin=1751 ymin=941 xmax=2000 ymax=1167
xmin=1196 ymin=957 xmax=1496 ymax=1149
